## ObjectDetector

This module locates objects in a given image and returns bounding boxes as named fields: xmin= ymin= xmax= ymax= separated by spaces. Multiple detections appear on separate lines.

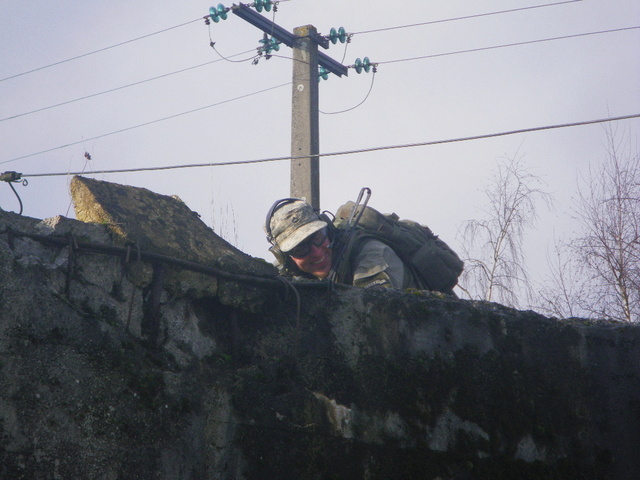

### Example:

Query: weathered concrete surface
xmin=1 ymin=206 xmax=640 ymax=480
xmin=70 ymin=175 xmax=275 ymax=299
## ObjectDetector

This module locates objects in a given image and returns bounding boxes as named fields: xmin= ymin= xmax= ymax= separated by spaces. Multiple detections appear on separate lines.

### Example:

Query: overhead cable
xmin=5 ymin=22 xmax=633 ymax=165
xmin=4 ymin=25 xmax=631 ymax=123
xmin=1 ymin=50 xmax=256 ymax=122
xmin=0 ymin=18 xmax=202 ymax=83
xmin=1 ymin=0 xmax=581 ymax=85
xmin=353 ymin=0 xmax=583 ymax=36
xmin=378 ymin=26 xmax=640 ymax=65
xmin=22 ymin=113 xmax=640 ymax=178
xmin=0 ymin=82 xmax=292 ymax=166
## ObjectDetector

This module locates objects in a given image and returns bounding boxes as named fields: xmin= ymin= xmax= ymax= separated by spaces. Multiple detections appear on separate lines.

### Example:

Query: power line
xmin=21 ymin=113 xmax=640 ymax=178
xmin=0 ymin=1 xmax=298 ymax=85
xmin=353 ymin=0 xmax=583 ymax=36
xmin=0 ymin=0 xmax=579 ymax=85
xmin=378 ymin=26 xmax=640 ymax=65
xmin=0 ymin=49 xmax=256 ymax=123
xmin=0 ymin=18 xmax=202 ymax=83
xmin=3 ymin=23 xmax=636 ymax=165
xmin=0 ymin=82 xmax=292 ymax=166
xmin=5 ymin=23 xmax=634 ymax=124
xmin=0 ymin=0 xmax=582 ymax=87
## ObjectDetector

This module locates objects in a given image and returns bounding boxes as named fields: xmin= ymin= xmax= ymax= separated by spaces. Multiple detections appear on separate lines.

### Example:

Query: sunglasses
xmin=287 ymin=228 xmax=328 ymax=259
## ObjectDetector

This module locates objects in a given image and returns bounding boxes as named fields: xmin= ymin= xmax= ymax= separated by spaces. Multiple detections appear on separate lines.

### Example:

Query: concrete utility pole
xmin=290 ymin=26 xmax=320 ymax=209
xmin=230 ymin=6 xmax=348 ymax=210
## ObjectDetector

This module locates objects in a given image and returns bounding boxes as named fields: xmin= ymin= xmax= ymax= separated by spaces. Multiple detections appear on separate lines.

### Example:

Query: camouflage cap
xmin=269 ymin=200 xmax=328 ymax=253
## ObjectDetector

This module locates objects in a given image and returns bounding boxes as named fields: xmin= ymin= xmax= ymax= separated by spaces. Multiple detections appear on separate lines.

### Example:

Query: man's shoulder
xmin=349 ymin=236 xmax=407 ymax=289
xmin=343 ymin=231 xmax=398 ymax=265
xmin=355 ymin=237 xmax=391 ymax=253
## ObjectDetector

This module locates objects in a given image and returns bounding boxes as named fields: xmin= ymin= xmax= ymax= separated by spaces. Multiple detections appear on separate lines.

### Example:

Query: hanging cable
xmin=0 ymin=82 xmax=292 ymax=166
xmin=320 ymin=69 xmax=376 ymax=115
xmin=0 ymin=18 xmax=202 ymax=83
xmin=19 ymin=113 xmax=640 ymax=178
xmin=207 ymin=18 xmax=259 ymax=64
xmin=338 ymin=37 xmax=351 ymax=65
xmin=210 ymin=42 xmax=260 ymax=64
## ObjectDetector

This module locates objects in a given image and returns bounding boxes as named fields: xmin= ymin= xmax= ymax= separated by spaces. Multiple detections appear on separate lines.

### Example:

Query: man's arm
xmin=351 ymin=239 xmax=406 ymax=289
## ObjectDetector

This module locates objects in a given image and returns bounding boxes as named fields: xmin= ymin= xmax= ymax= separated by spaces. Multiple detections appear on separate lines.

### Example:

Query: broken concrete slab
xmin=70 ymin=176 xmax=276 ymax=297
xmin=71 ymin=175 xmax=273 ymax=276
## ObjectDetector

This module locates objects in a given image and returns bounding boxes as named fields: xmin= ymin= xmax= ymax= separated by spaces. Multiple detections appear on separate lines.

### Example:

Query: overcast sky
xmin=1 ymin=0 xmax=639 ymax=300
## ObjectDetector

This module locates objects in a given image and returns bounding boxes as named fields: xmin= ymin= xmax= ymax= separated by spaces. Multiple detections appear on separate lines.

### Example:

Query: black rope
xmin=122 ymin=243 xmax=140 ymax=331
xmin=275 ymin=276 xmax=302 ymax=355
xmin=65 ymin=233 xmax=77 ymax=298
xmin=0 ymin=227 xmax=338 ymax=291
xmin=1 ymin=171 xmax=26 ymax=215
xmin=7 ymin=183 xmax=23 ymax=215
xmin=275 ymin=276 xmax=301 ymax=324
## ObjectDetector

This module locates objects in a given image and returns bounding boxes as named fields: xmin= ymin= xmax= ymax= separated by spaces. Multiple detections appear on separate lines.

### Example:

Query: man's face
xmin=288 ymin=229 xmax=333 ymax=279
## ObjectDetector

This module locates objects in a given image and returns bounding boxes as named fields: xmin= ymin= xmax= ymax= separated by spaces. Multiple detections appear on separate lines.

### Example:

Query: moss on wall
xmin=1 ymin=208 xmax=639 ymax=479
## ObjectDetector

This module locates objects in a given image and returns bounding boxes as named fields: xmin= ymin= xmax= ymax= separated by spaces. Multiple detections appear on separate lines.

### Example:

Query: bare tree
xmin=569 ymin=125 xmax=640 ymax=322
xmin=535 ymin=238 xmax=586 ymax=319
xmin=458 ymin=154 xmax=551 ymax=307
xmin=210 ymin=194 xmax=240 ymax=247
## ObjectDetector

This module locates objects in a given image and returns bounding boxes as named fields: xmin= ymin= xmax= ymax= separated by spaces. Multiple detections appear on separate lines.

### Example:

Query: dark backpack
xmin=333 ymin=201 xmax=463 ymax=293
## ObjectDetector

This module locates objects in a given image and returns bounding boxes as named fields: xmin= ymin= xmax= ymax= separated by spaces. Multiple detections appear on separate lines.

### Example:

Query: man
xmin=265 ymin=198 xmax=417 ymax=289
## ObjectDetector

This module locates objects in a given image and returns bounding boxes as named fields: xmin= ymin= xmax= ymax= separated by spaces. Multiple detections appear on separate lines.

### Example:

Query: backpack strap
xmin=328 ymin=228 xmax=362 ymax=284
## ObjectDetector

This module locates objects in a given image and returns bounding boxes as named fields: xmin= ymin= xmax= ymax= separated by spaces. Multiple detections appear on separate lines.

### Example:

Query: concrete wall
xmin=1 ymin=208 xmax=639 ymax=480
